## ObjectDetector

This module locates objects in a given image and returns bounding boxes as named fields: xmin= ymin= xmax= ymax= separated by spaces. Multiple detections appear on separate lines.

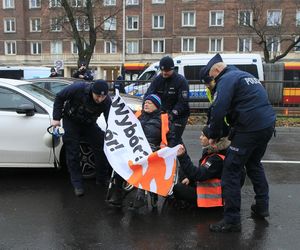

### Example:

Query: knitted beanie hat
xmin=144 ymin=94 xmax=161 ymax=109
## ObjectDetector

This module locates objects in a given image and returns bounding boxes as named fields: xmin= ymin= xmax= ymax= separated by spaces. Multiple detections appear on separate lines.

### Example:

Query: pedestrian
xmin=113 ymin=74 xmax=126 ymax=94
xmin=200 ymin=53 xmax=276 ymax=232
xmin=172 ymin=125 xmax=229 ymax=207
xmin=107 ymin=94 xmax=177 ymax=208
xmin=51 ymin=79 xmax=111 ymax=197
xmin=49 ymin=67 xmax=59 ymax=77
xmin=144 ymin=56 xmax=190 ymax=144
xmin=72 ymin=61 xmax=94 ymax=81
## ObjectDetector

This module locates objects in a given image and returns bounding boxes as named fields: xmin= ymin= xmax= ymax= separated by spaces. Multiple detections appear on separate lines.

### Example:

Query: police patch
xmin=182 ymin=90 xmax=188 ymax=99
xmin=213 ymin=91 xmax=218 ymax=102
xmin=204 ymin=160 xmax=212 ymax=169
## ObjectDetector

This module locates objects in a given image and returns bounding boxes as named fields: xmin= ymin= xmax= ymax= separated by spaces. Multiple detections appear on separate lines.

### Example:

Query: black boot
xmin=132 ymin=189 xmax=146 ymax=209
xmin=108 ymin=187 xmax=123 ymax=207
xmin=251 ymin=203 xmax=269 ymax=218
xmin=209 ymin=219 xmax=241 ymax=233
xmin=150 ymin=192 xmax=158 ymax=208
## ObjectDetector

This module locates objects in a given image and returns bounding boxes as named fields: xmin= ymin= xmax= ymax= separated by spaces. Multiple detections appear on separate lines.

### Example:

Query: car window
xmin=18 ymin=84 xmax=55 ymax=107
xmin=0 ymin=87 xmax=33 ymax=111
xmin=33 ymin=81 xmax=68 ymax=94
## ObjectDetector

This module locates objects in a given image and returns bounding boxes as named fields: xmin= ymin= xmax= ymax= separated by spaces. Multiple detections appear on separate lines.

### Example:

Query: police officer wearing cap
xmin=73 ymin=61 xmax=94 ymax=81
xmin=144 ymin=56 xmax=190 ymax=144
xmin=201 ymin=53 xmax=276 ymax=232
xmin=51 ymin=80 xmax=111 ymax=197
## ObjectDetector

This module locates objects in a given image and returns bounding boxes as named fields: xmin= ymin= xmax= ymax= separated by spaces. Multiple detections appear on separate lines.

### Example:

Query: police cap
xmin=92 ymin=79 xmax=109 ymax=95
xmin=159 ymin=56 xmax=175 ymax=71
xmin=200 ymin=53 xmax=223 ymax=81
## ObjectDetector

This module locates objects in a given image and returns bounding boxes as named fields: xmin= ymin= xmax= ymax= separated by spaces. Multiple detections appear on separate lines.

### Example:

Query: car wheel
xmin=79 ymin=143 xmax=96 ymax=179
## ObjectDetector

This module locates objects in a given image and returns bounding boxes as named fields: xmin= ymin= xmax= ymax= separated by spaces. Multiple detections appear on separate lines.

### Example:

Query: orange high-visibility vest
xmin=196 ymin=154 xmax=225 ymax=208
xmin=135 ymin=110 xmax=169 ymax=147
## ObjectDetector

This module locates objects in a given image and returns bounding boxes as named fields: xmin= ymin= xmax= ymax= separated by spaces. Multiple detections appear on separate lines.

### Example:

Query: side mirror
xmin=16 ymin=103 xmax=35 ymax=116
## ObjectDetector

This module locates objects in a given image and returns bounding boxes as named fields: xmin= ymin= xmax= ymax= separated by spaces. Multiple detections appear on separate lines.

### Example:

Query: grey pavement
xmin=0 ymin=126 xmax=299 ymax=250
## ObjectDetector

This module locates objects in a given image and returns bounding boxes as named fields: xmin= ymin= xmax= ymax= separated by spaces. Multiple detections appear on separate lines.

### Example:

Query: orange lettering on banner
xmin=127 ymin=151 xmax=176 ymax=196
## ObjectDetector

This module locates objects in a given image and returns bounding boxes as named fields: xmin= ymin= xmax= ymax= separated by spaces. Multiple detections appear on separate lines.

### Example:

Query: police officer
xmin=49 ymin=67 xmax=59 ymax=77
xmin=113 ymin=74 xmax=126 ymax=94
xmin=51 ymin=80 xmax=111 ymax=197
xmin=73 ymin=61 xmax=94 ymax=81
xmin=201 ymin=54 xmax=276 ymax=232
xmin=144 ymin=56 xmax=190 ymax=144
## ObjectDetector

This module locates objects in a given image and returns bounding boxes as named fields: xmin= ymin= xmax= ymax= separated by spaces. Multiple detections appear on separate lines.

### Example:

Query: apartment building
xmin=1 ymin=0 xmax=300 ymax=79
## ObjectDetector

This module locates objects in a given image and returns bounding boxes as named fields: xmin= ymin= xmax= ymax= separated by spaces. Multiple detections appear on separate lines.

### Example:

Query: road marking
xmin=262 ymin=160 xmax=300 ymax=164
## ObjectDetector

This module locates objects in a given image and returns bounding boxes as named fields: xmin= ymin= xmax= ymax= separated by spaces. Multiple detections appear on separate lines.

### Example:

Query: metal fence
xmin=108 ymin=79 xmax=300 ymax=116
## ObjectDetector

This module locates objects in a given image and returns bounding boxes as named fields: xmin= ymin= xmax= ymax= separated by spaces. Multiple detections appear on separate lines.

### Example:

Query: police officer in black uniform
xmin=144 ymin=56 xmax=190 ymax=144
xmin=73 ymin=61 xmax=94 ymax=81
xmin=201 ymin=54 xmax=276 ymax=232
xmin=51 ymin=80 xmax=111 ymax=197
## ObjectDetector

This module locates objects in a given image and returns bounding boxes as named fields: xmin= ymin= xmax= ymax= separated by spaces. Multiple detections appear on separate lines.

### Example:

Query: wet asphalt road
xmin=0 ymin=126 xmax=300 ymax=250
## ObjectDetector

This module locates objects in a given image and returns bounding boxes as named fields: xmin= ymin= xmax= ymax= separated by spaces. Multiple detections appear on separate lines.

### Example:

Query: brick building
xmin=1 ymin=0 xmax=300 ymax=80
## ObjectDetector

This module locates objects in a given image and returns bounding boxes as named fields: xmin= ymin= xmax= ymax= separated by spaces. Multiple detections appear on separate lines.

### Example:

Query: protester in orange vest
xmin=173 ymin=125 xmax=231 ymax=207
xmin=107 ymin=94 xmax=177 ymax=208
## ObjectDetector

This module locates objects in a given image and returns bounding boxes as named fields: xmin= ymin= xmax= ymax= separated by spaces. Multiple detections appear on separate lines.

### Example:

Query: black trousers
xmin=172 ymin=183 xmax=197 ymax=205
xmin=62 ymin=118 xmax=110 ymax=189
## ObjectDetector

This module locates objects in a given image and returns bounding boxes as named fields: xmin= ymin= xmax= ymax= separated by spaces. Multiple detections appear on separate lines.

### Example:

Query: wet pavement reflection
xmin=0 ymin=127 xmax=299 ymax=249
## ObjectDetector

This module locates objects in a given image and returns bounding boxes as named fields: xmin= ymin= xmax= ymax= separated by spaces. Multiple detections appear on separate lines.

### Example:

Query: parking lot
xmin=0 ymin=126 xmax=299 ymax=250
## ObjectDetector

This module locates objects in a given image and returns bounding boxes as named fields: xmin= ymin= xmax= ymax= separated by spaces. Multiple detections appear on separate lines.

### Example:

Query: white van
xmin=0 ymin=66 xmax=51 ymax=80
xmin=127 ymin=54 xmax=264 ymax=106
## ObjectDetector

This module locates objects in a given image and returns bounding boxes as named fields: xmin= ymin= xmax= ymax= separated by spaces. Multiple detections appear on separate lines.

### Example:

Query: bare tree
xmin=234 ymin=0 xmax=300 ymax=63
xmin=46 ymin=0 xmax=123 ymax=67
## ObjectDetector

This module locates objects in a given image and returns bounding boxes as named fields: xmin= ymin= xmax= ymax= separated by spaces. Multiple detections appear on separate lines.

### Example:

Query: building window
xmin=71 ymin=40 xmax=88 ymax=54
xmin=152 ymin=39 xmax=165 ymax=53
xmin=4 ymin=41 xmax=16 ymax=55
xmin=31 ymin=42 xmax=42 ymax=55
xmin=104 ymin=41 xmax=117 ymax=53
xmin=152 ymin=15 xmax=164 ymax=29
xmin=4 ymin=18 xmax=16 ymax=33
xmin=239 ymin=10 xmax=253 ymax=26
xmin=296 ymin=10 xmax=300 ymax=26
xmin=3 ymin=0 xmax=15 ymax=8
xmin=71 ymin=0 xmax=86 ymax=7
xmin=267 ymin=36 xmax=280 ymax=52
xmin=126 ymin=40 xmax=139 ymax=54
xmin=152 ymin=0 xmax=164 ymax=3
xmin=267 ymin=10 xmax=282 ymax=26
xmin=209 ymin=10 xmax=224 ymax=27
xmin=126 ymin=0 xmax=139 ymax=5
xmin=182 ymin=11 xmax=196 ymax=27
xmin=209 ymin=37 xmax=223 ymax=52
xmin=238 ymin=38 xmax=252 ymax=52
xmin=181 ymin=37 xmax=195 ymax=52
xmin=30 ymin=18 xmax=41 ymax=32
xmin=104 ymin=0 xmax=116 ymax=6
xmin=51 ymin=41 xmax=63 ymax=54
xmin=127 ymin=16 xmax=139 ymax=30
xmin=104 ymin=17 xmax=116 ymax=30
xmin=49 ymin=0 xmax=61 ymax=8
xmin=29 ymin=0 xmax=41 ymax=8
xmin=50 ymin=18 xmax=62 ymax=32
xmin=294 ymin=37 xmax=300 ymax=52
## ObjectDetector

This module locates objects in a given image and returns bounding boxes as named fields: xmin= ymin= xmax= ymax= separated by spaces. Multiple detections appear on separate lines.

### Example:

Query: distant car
xmin=29 ymin=77 xmax=143 ymax=111
xmin=0 ymin=78 xmax=142 ymax=178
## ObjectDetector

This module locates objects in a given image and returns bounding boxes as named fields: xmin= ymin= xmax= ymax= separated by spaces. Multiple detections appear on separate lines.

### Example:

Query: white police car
xmin=0 ymin=78 xmax=142 ymax=178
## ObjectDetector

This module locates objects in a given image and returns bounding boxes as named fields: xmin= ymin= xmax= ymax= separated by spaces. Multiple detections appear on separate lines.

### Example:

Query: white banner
xmin=104 ymin=90 xmax=179 ymax=196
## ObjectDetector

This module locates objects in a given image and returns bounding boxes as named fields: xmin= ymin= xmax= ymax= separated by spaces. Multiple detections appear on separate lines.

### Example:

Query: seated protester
xmin=173 ymin=126 xmax=230 ymax=208
xmin=108 ymin=94 xmax=177 ymax=208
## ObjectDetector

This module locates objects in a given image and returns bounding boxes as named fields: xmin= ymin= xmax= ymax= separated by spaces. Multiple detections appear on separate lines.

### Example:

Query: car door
xmin=0 ymin=86 xmax=52 ymax=167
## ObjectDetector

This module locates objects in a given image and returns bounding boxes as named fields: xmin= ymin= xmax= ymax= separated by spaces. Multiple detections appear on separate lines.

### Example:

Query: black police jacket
xmin=209 ymin=66 xmax=276 ymax=139
xmin=144 ymin=71 xmax=190 ymax=118
xmin=138 ymin=109 xmax=176 ymax=151
xmin=53 ymin=82 xmax=111 ymax=125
